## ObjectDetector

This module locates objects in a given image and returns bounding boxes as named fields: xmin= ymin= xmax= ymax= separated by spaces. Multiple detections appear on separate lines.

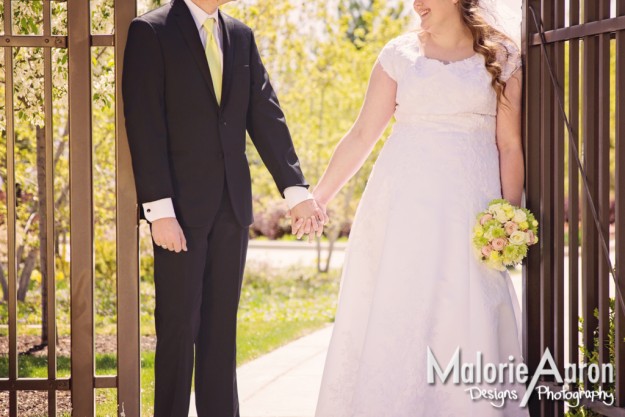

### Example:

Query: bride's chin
xmin=416 ymin=16 xmax=430 ymax=27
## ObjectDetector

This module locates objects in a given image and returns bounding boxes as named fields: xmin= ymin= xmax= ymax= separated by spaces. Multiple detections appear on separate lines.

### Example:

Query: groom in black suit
xmin=122 ymin=0 xmax=326 ymax=415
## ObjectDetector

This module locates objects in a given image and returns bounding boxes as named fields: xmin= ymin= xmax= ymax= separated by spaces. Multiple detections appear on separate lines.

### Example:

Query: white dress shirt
xmin=142 ymin=0 xmax=313 ymax=222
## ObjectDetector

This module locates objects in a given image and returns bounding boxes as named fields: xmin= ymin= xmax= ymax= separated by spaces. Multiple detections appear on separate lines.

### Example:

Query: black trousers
xmin=152 ymin=182 xmax=249 ymax=417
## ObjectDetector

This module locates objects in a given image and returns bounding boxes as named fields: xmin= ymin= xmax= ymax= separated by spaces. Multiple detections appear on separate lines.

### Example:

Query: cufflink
xmin=147 ymin=208 xmax=151 ymax=213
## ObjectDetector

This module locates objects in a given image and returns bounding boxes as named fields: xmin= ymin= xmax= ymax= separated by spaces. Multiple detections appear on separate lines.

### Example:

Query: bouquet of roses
xmin=472 ymin=198 xmax=539 ymax=271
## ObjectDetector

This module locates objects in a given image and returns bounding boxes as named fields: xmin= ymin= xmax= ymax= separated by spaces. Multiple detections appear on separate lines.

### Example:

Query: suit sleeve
xmin=122 ymin=18 xmax=174 ymax=204
xmin=246 ymin=30 xmax=309 ymax=198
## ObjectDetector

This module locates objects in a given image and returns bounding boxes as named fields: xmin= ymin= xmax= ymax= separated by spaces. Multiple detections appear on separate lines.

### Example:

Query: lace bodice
xmin=377 ymin=31 xmax=522 ymax=126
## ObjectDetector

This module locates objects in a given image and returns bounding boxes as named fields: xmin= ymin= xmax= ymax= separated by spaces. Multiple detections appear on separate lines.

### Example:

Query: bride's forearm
xmin=311 ymin=62 xmax=396 ymax=206
xmin=313 ymin=131 xmax=378 ymax=205
xmin=499 ymin=147 xmax=524 ymax=207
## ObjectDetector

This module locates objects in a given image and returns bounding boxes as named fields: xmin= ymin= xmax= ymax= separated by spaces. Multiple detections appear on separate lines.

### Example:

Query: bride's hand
xmin=312 ymin=189 xmax=330 ymax=226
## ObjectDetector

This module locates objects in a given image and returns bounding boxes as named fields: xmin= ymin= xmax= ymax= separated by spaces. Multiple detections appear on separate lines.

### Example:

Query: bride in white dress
xmin=310 ymin=0 xmax=531 ymax=416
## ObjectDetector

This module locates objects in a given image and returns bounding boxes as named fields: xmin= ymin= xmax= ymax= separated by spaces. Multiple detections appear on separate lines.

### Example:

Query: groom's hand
xmin=151 ymin=218 xmax=188 ymax=253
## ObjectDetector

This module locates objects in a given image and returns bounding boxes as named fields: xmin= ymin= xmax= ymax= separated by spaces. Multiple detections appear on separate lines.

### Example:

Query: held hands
xmin=150 ymin=199 xmax=329 ymax=249
xmin=286 ymin=198 xmax=330 ymax=242
xmin=151 ymin=217 xmax=188 ymax=253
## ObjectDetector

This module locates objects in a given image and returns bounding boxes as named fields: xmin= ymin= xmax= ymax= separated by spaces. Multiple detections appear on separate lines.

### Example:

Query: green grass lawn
xmin=0 ymin=262 xmax=340 ymax=416
xmin=93 ymin=319 xmax=332 ymax=416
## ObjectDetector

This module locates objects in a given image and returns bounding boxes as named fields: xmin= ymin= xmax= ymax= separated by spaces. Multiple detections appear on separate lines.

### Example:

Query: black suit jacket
xmin=122 ymin=0 xmax=309 ymax=228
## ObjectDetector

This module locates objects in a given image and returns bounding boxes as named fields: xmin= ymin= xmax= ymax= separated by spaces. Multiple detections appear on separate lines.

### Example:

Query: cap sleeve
xmin=377 ymin=34 xmax=413 ymax=82
xmin=498 ymin=39 xmax=522 ymax=82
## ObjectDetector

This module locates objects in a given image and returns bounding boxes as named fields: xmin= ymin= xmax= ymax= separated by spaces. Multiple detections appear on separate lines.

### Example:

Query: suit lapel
xmin=219 ymin=10 xmax=235 ymax=111
xmin=172 ymin=0 xmax=219 ymax=107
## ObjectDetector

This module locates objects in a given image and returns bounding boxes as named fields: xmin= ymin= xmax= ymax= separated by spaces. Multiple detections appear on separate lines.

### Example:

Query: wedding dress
xmin=315 ymin=31 xmax=531 ymax=417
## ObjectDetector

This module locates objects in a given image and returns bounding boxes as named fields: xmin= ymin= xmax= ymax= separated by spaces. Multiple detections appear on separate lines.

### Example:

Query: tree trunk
xmin=14 ymin=217 xmax=36 ymax=300
xmin=0 ymin=263 xmax=8 ymax=303
xmin=17 ymin=249 xmax=37 ymax=301
xmin=316 ymin=171 xmax=360 ymax=273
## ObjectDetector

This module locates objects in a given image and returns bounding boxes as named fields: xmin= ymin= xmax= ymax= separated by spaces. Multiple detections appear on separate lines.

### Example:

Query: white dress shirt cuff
xmin=143 ymin=198 xmax=176 ymax=222
xmin=284 ymin=186 xmax=314 ymax=210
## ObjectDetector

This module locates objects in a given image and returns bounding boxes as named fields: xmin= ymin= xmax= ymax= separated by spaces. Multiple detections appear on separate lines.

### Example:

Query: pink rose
xmin=481 ymin=245 xmax=493 ymax=257
xmin=491 ymin=237 xmax=507 ymax=251
xmin=504 ymin=221 xmax=518 ymax=235
xmin=527 ymin=230 xmax=536 ymax=245
xmin=480 ymin=213 xmax=493 ymax=225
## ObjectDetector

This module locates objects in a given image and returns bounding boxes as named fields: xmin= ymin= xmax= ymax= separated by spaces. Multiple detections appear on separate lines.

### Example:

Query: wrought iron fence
xmin=523 ymin=0 xmax=625 ymax=416
xmin=0 ymin=0 xmax=139 ymax=415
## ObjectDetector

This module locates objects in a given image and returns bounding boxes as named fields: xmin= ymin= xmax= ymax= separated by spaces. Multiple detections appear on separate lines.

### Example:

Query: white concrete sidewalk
xmin=189 ymin=269 xmax=527 ymax=417
xmin=189 ymin=326 xmax=333 ymax=417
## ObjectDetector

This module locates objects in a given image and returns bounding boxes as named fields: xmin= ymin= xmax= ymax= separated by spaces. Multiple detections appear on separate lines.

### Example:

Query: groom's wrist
xmin=284 ymin=186 xmax=314 ymax=210
xmin=142 ymin=198 xmax=176 ymax=222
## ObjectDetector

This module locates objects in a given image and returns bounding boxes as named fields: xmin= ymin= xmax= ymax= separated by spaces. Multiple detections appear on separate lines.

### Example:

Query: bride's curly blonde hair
xmin=458 ymin=0 xmax=520 ymax=106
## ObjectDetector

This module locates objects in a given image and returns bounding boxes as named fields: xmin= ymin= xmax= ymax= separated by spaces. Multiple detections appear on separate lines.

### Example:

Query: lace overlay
xmin=315 ymin=32 xmax=529 ymax=417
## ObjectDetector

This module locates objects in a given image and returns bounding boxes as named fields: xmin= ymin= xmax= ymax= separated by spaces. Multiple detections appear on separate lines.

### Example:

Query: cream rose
xmin=512 ymin=209 xmax=527 ymax=223
xmin=488 ymin=203 xmax=502 ymax=215
xmin=509 ymin=231 xmax=527 ymax=245
xmin=494 ymin=209 xmax=508 ymax=223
